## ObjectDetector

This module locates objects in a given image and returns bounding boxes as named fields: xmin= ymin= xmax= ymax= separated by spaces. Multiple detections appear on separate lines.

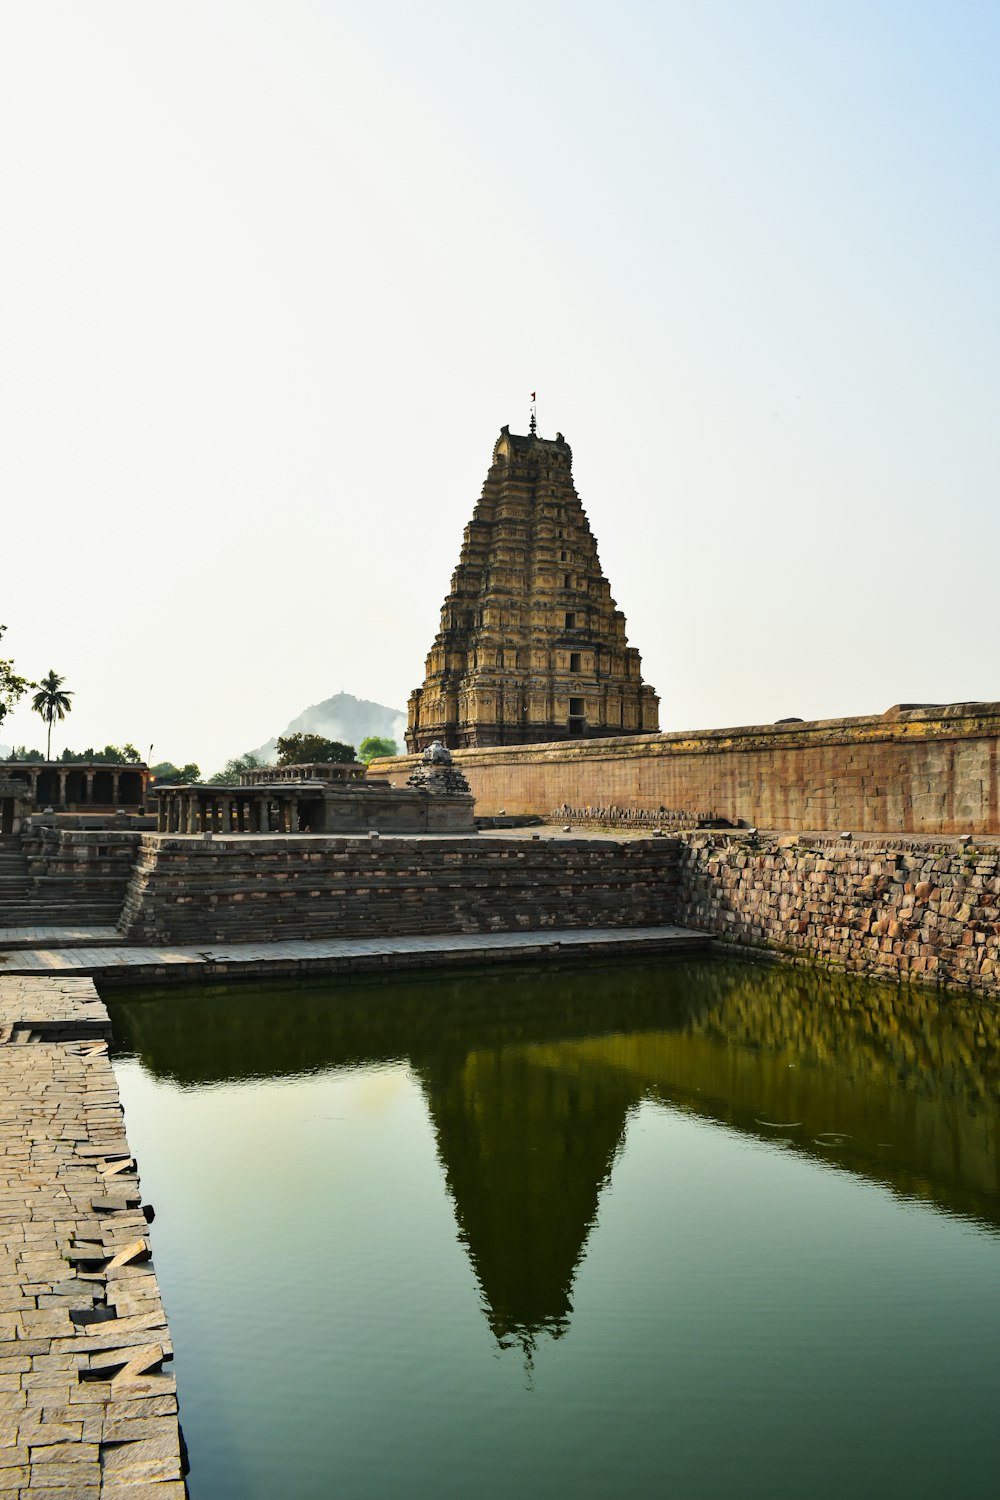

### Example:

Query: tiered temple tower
xmin=406 ymin=425 xmax=659 ymax=750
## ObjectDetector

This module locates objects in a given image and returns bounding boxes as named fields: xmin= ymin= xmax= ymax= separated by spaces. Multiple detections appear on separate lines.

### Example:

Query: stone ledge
xmin=0 ymin=976 xmax=186 ymax=1496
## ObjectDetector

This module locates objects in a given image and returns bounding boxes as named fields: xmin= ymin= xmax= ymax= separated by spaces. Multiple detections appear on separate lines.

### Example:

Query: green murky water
xmin=105 ymin=959 xmax=1000 ymax=1499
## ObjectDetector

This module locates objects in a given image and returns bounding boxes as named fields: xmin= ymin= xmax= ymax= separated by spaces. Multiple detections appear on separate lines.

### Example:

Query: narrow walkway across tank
xmin=0 ymin=975 xmax=186 ymax=1496
xmin=0 ymin=925 xmax=709 ymax=984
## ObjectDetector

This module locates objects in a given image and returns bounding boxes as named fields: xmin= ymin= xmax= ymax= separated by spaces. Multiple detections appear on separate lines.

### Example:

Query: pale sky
xmin=1 ymin=0 xmax=997 ymax=774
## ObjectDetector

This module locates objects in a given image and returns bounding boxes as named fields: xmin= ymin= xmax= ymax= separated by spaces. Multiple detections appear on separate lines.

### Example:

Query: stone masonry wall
xmin=674 ymin=832 xmax=1000 ymax=999
xmin=22 ymin=828 xmax=143 ymax=923
xmin=118 ymin=834 xmax=681 ymax=945
xmin=372 ymin=702 xmax=1000 ymax=834
xmin=82 ymin=826 xmax=1000 ymax=1003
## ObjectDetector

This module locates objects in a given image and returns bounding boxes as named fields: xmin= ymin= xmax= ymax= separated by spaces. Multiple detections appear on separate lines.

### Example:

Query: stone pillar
xmin=257 ymin=798 xmax=269 ymax=833
xmin=157 ymin=799 xmax=166 ymax=833
xmin=222 ymin=797 xmax=233 ymax=834
xmin=112 ymin=770 xmax=121 ymax=807
xmin=287 ymin=797 xmax=299 ymax=833
xmin=84 ymin=771 xmax=95 ymax=805
xmin=58 ymin=770 xmax=68 ymax=805
xmin=188 ymin=796 xmax=199 ymax=835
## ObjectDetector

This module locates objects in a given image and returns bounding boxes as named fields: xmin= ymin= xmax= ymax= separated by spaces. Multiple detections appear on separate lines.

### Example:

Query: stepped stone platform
xmin=0 ymin=975 xmax=186 ymax=1496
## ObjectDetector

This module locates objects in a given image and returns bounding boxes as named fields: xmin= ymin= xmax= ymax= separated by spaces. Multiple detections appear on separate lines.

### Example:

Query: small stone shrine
xmin=405 ymin=741 xmax=473 ymax=796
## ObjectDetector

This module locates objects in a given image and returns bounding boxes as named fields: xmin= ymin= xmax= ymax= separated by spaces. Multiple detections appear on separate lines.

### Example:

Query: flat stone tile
xmin=0 ymin=977 xmax=186 ymax=1496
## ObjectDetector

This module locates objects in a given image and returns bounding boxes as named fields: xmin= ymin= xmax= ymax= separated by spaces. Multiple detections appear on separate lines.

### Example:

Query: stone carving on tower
xmin=406 ymin=426 xmax=659 ymax=751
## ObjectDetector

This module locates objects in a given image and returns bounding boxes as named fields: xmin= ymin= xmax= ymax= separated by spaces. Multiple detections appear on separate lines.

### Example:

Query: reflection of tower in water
xmin=415 ymin=1046 xmax=640 ymax=1356
xmin=108 ymin=954 xmax=1000 ymax=1358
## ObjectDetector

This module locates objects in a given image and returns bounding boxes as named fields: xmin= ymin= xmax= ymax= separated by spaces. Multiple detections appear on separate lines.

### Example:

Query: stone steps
xmin=117 ymin=834 xmax=682 ymax=944
xmin=0 ymin=925 xmax=123 ymax=950
xmin=0 ymin=849 xmax=34 ymax=921
xmin=0 ymin=845 xmax=130 ymax=928
xmin=0 ymin=902 xmax=122 ymax=925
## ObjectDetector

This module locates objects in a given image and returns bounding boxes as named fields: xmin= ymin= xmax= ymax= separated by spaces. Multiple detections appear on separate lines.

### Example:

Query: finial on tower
xmin=529 ymin=390 xmax=537 ymax=436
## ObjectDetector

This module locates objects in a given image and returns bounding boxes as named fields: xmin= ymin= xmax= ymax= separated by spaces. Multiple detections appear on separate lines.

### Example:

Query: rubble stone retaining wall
xmin=675 ymin=833 xmax=1000 ymax=999
xmin=118 ymin=834 xmax=681 ymax=945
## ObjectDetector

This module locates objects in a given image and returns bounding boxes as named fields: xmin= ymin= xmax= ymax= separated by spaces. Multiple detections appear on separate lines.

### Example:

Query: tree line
xmin=2 ymin=629 xmax=399 ymax=781
xmin=200 ymin=733 xmax=398 ymax=785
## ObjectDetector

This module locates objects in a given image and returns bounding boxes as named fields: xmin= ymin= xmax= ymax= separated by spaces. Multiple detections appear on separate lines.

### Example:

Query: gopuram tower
xmin=406 ymin=424 xmax=659 ymax=751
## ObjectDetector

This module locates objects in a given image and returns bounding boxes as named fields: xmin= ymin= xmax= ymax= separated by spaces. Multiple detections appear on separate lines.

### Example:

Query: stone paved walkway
xmin=0 ymin=976 xmax=186 ymax=1497
xmin=0 ymin=926 xmax=709 ymax=984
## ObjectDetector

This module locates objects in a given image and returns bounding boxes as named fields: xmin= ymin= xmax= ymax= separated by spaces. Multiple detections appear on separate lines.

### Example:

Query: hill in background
xmin=250 ymin=692 xmax=407 ymax=763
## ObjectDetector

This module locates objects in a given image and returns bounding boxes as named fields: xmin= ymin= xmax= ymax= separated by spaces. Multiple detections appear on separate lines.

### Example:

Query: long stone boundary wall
xmin=118 ymin=834 xmax=680 ymax=945
xmin=370 ymin=702 xmax=1000 ymax=834
xmin=675 ymin=832 xmax=1000 ymax=999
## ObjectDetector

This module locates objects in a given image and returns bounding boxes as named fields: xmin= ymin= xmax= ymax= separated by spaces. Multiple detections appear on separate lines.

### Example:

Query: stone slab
xmin=0 ymin=977 xmax=187 ymax=1496
xmin=0 ymin=926 xmax=709 ymax=985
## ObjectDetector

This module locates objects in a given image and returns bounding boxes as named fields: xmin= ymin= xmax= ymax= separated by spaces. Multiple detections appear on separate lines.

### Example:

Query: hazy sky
xmin=2 ymin=1 xmax=997 ymax=772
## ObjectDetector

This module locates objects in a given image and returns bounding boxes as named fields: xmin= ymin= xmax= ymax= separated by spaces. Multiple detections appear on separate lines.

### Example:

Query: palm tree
xmin=31 ymin=671 xmax=73 ymax=760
